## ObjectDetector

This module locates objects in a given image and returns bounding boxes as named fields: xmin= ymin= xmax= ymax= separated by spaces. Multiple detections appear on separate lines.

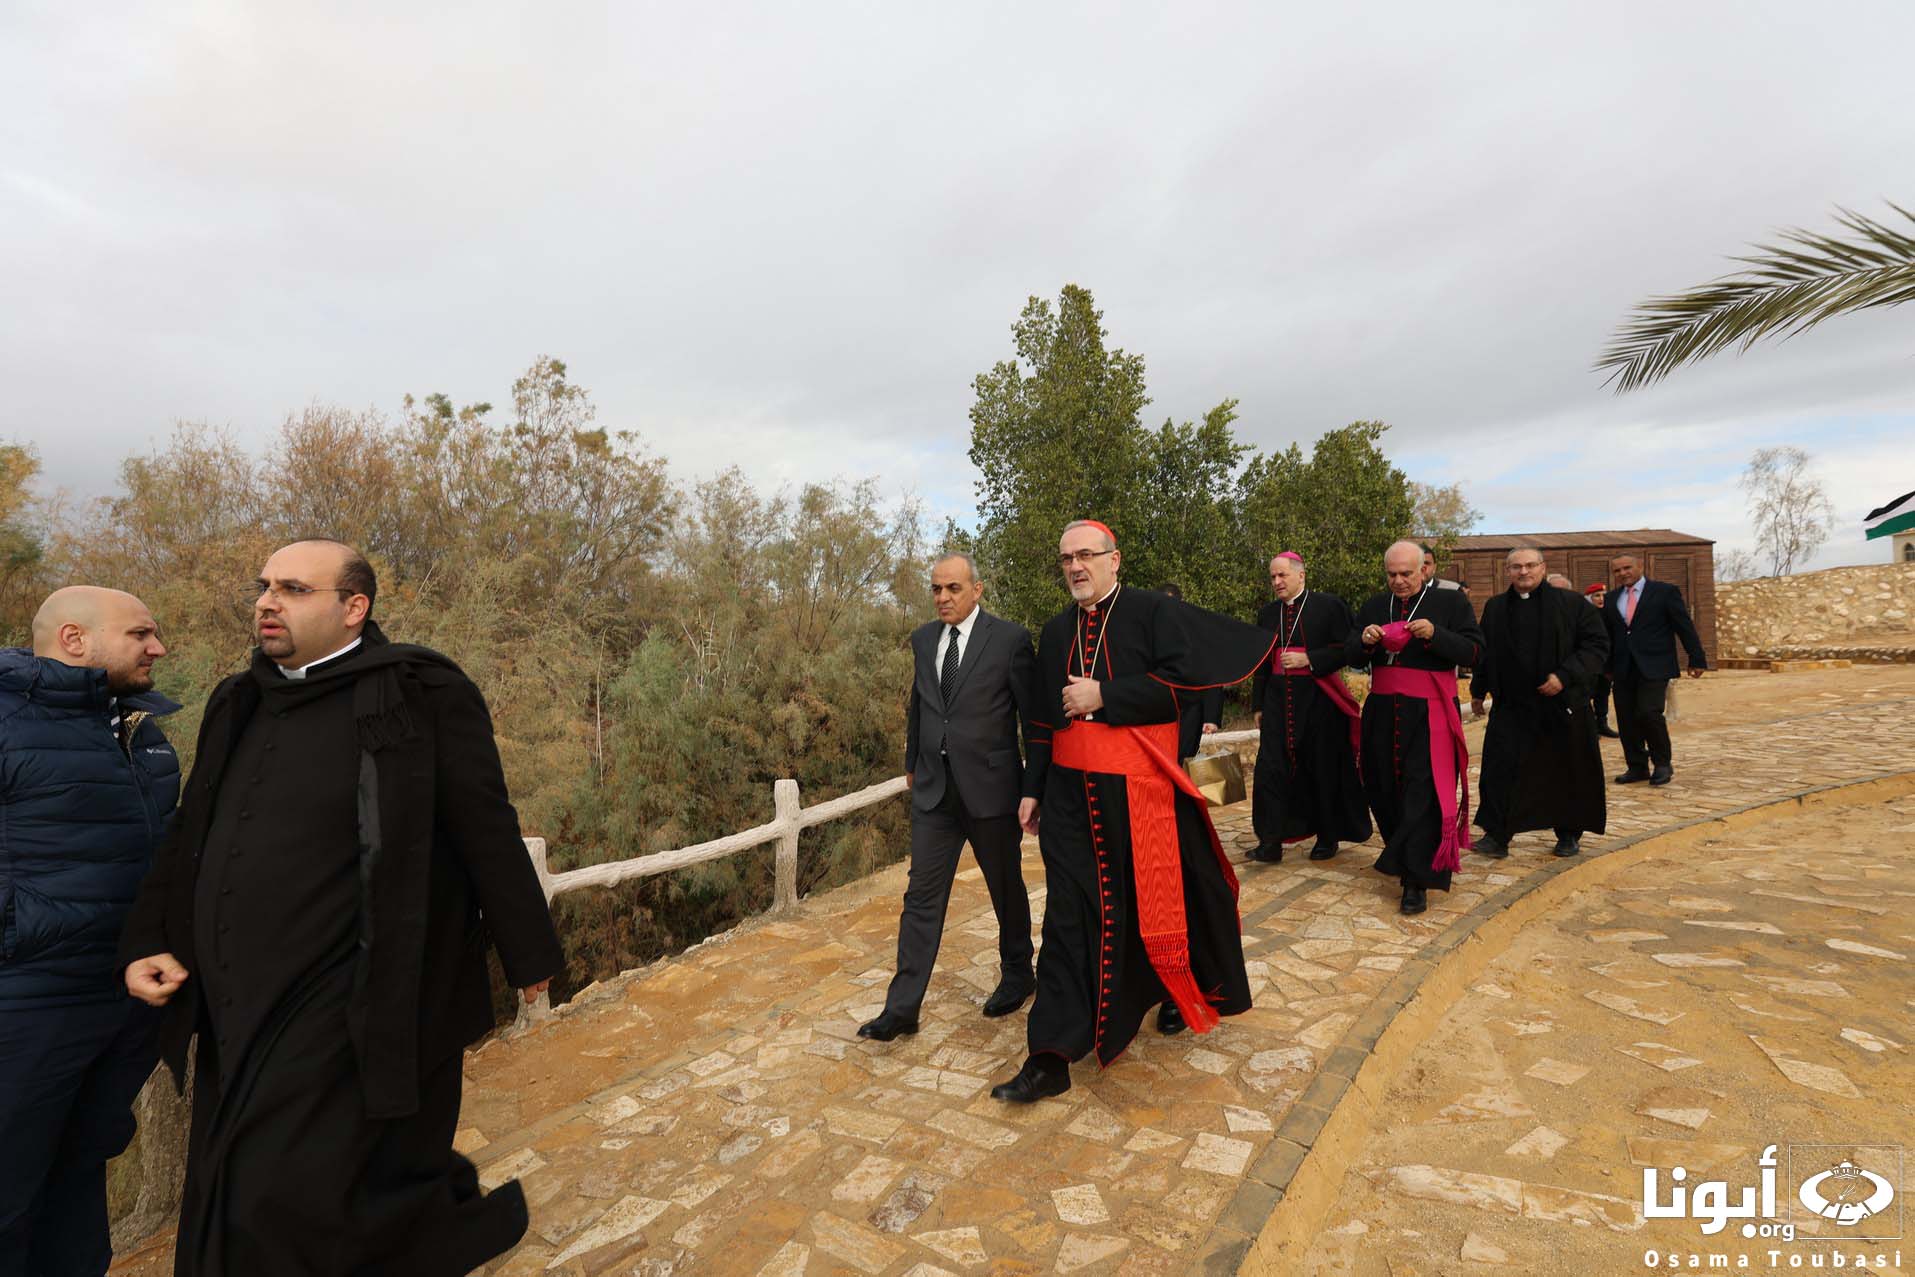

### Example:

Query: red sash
xmin=1051 ymin=720 xmax=1236 ymax=1034
xmin=1276 ymin=646 xmax=1363 ymax=767
xmin=1369 ymin=666 xmax=1471 ymax=872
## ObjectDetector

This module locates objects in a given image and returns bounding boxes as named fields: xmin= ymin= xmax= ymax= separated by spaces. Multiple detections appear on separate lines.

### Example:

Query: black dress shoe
xmin=1597 ymin=723 xmax=1621 ymax=739
xmin=1246 ymin=843 xmax=1284 ymax=864
xmin=990 ymin=1056 xmax=1071 ymax=1103
xmin=857 ymin=1011 xmax=919 ymax=1041
xmin=1156 ymin=1001 xmax=1185 ymax=1035
xmin=981 ymin=979 xmax=1035 ymax=1018
xmin=1400 ymin=884 xmax=1427 ymax=915
xmin=1614 ymin=769 xmax=1650 ymax=785
xmin=1551 ymin=835 xmax=1581 ymax=858
xmin=1475 ymin=833 xmax=1509 ymax=859
xmin=1308 ymin=841 xmax=1337 ymax=861
xmin=1650 ymin=766 xmax=1674 ymax=786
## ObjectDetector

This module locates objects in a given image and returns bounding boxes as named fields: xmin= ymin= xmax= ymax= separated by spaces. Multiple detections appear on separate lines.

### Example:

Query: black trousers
xmin=1613 ymin=669 xmax=1672 ymax=771
xmin=0 ymin=997 xmax=159 ymax=1277
xmin=1593 ymin=673 xmax=1613 ymax=726
xmin=882 ymin=767 xmax=1032 ymax=1018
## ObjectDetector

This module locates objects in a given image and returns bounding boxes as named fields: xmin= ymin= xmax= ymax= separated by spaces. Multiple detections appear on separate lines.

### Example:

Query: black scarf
xmin=247 ymin=619 xmax=432 ymax=755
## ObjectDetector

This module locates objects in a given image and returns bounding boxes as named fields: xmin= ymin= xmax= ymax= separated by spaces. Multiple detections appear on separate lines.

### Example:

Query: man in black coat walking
xmin=1602 ymin=553 xmax=1708 ymax=787
xmin=1470 ymin=549 xmax=1609 ymax=859
xmin=861 ymin=553 xmax=1042 ymax=1041
xmin=121 ymin=539 xmax=563 ymax=1277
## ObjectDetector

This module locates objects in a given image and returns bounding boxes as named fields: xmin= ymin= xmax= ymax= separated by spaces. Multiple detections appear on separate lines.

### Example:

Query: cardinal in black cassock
xmin=1247 ymin=553 xmax=1370 ymax=864
xmin=1349 ymin=543 xmax=1485 ymax=915
xmin=992 ymin=521 xmax=1274 ymax=1104
xmin=120 ymin=541 xmax=562 ymax=1277
xmin=1469 ymin=553 xmax=1609 ymax=859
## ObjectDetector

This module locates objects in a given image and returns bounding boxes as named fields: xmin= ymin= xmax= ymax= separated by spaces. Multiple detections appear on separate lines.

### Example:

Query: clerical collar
xmin=1079 ymin=582 xmax=1120 ymax=614
xmin=278 ymin=636 xmax=364 ymax=680
xmin=1518 ymin=591 xmax=1531 ymax=600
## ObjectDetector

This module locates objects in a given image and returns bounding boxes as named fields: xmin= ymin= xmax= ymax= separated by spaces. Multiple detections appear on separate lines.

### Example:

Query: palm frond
xmin=1596 ymin=203 xmax=1915 ymax=393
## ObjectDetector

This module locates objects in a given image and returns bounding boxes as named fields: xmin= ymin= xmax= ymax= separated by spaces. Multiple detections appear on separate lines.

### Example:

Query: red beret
xmin=1584 ymin=583 xmax=1605 ymax=595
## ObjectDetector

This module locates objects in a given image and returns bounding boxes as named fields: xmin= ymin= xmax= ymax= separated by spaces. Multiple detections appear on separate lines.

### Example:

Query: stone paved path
xmin=109 ymin=668 xmax=1915 ymax=1276
xmin=1297 ymin=788 xmax=1915 ymax=1277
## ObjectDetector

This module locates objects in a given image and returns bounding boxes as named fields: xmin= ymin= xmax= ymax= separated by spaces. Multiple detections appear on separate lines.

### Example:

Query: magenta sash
xmin=1276 ymin=646 xmax=1362 ymax=766
xmin=1370 ymin=665 xmax=1471 ymax=872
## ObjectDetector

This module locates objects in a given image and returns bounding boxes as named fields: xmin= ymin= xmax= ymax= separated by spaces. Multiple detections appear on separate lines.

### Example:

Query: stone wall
xmin=1716 ymin=563 xmax=1915 ymax=657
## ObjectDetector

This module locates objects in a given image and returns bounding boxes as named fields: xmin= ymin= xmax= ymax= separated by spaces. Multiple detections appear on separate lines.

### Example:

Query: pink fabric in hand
xmin=1379 ymin=621 xmax=1413 ymax=653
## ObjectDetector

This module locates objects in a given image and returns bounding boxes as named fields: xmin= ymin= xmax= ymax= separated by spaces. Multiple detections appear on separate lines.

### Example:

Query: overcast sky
xmin=6 ymin=1 xmax=1913 ymax=571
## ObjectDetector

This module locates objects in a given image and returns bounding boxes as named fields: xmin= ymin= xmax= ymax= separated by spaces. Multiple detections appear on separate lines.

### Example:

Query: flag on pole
xmin=1864 ymin=490 xmax=1915 ymax=541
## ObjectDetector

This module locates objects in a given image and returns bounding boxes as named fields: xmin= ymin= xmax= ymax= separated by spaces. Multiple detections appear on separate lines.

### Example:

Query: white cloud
xmin=2 ymin=0 xmax=1911 ymax=552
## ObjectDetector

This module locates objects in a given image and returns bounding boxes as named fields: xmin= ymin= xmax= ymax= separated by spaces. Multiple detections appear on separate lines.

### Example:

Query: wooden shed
xmin=1437 ymin=529 xmax=1718 ymax=663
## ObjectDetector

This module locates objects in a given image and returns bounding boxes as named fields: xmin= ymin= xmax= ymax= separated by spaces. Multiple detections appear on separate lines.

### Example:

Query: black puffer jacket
xmin=0 ymin=648 xmax=180 ymax=1007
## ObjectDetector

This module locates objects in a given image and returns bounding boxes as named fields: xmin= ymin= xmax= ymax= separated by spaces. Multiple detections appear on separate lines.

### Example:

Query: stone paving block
xmin=1247 ymin=1136 xmax=1309 ymax=1189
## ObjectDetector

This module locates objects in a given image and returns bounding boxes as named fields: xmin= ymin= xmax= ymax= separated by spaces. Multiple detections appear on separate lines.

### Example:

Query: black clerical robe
xmin=120 ymin=625 xmax=563 ymax=1277
xmin=1025 ymin=586 xmax=1273 ymax=1066
xmin=1175 ymin=685 xmax=1225 ymax=762
xmin=1250 ymin=591 xmax=1370 ymax=849
xmin=1470 ymin=584 xmax=1609 ymax=840
xmin=1348 ymin=586 xmax=1483 ymax=892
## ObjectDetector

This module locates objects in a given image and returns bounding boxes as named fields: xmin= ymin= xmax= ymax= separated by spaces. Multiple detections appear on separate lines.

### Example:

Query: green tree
xmin=1598 ymin=203 xmax=1915 ymax=391
xmin=1236 ymin=422 xmax=1416 ymax=612
xmin=1128 ymin=401 xmax=1251 ymax=612
xmin=968 ymin=285 xmax=1150 ymax=627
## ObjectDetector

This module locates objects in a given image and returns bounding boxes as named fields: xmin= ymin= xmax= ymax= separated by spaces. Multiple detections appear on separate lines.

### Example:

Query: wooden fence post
xmin=523 ymin=835 xmax=554 ymax=902
xmin=772 ymin=778 xmax=802 ymax=912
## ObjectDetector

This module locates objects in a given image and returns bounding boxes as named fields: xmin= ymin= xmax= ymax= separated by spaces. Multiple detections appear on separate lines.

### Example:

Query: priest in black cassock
xmin=121 ymin=539 xmax=563 ymax=1277
xmin=1349 ymin=540 xmax=1485 ymax=916
xmin=1469 ymin=548 xmax=1609 ymax=859
xmin=991 ymin=520 xmax=1276 ymax=1103
xmin=1247 ymin=552 xmax=1370 ymax=864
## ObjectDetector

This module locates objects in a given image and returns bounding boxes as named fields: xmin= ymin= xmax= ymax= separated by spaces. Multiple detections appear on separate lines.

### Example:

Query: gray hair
xmin=1061 ymin=519 xmax=1116 ymax=551
xmin=933 ymin=551 xmax=980 ymax=584
xmin=1506 ymin=545 xmax=1545 ymax=565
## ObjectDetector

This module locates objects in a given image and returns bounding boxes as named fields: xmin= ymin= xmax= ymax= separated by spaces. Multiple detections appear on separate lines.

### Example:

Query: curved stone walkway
xmin=109 ymin=667 xmax=1915 ymax=1276
xmin=1293 ymin=781 xmax=1915 ymax=1277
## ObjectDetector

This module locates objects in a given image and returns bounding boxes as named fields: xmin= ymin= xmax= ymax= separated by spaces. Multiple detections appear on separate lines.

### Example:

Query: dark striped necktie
xmin=939 ymin=626 xmax=961 ymax=702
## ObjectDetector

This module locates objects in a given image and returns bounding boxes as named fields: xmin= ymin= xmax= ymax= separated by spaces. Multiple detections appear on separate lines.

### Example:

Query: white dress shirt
xmin=940 ymin=605 xmax=982 ymax=668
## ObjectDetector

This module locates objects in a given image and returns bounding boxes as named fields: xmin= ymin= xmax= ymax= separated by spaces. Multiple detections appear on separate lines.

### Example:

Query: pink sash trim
xmin=1369 ymin=665 xmax=1471 ymax=872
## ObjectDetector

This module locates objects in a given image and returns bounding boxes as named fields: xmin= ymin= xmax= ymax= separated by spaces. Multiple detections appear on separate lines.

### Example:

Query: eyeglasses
xmin=1057 ymin=549 xmax=1116 ymax=569
xmin=246 ymin=581 xmax=354 ymax=605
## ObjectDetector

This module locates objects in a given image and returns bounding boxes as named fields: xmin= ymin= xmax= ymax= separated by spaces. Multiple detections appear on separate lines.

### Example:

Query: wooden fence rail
xmin=520 ymin=728 xmax=1261 ymax=912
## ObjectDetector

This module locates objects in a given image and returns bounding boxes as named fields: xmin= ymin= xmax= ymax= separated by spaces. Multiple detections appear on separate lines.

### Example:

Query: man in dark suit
xmin=860 ymin=554 xmax=1042 ymax=1041
xmin=1603 ymin=553 xmax=1708 ymax=787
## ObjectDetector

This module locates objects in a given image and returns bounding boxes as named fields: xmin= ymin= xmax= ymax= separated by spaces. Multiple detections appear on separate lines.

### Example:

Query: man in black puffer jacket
xmin=0 ymin=586 xmax=177 ymax=1277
